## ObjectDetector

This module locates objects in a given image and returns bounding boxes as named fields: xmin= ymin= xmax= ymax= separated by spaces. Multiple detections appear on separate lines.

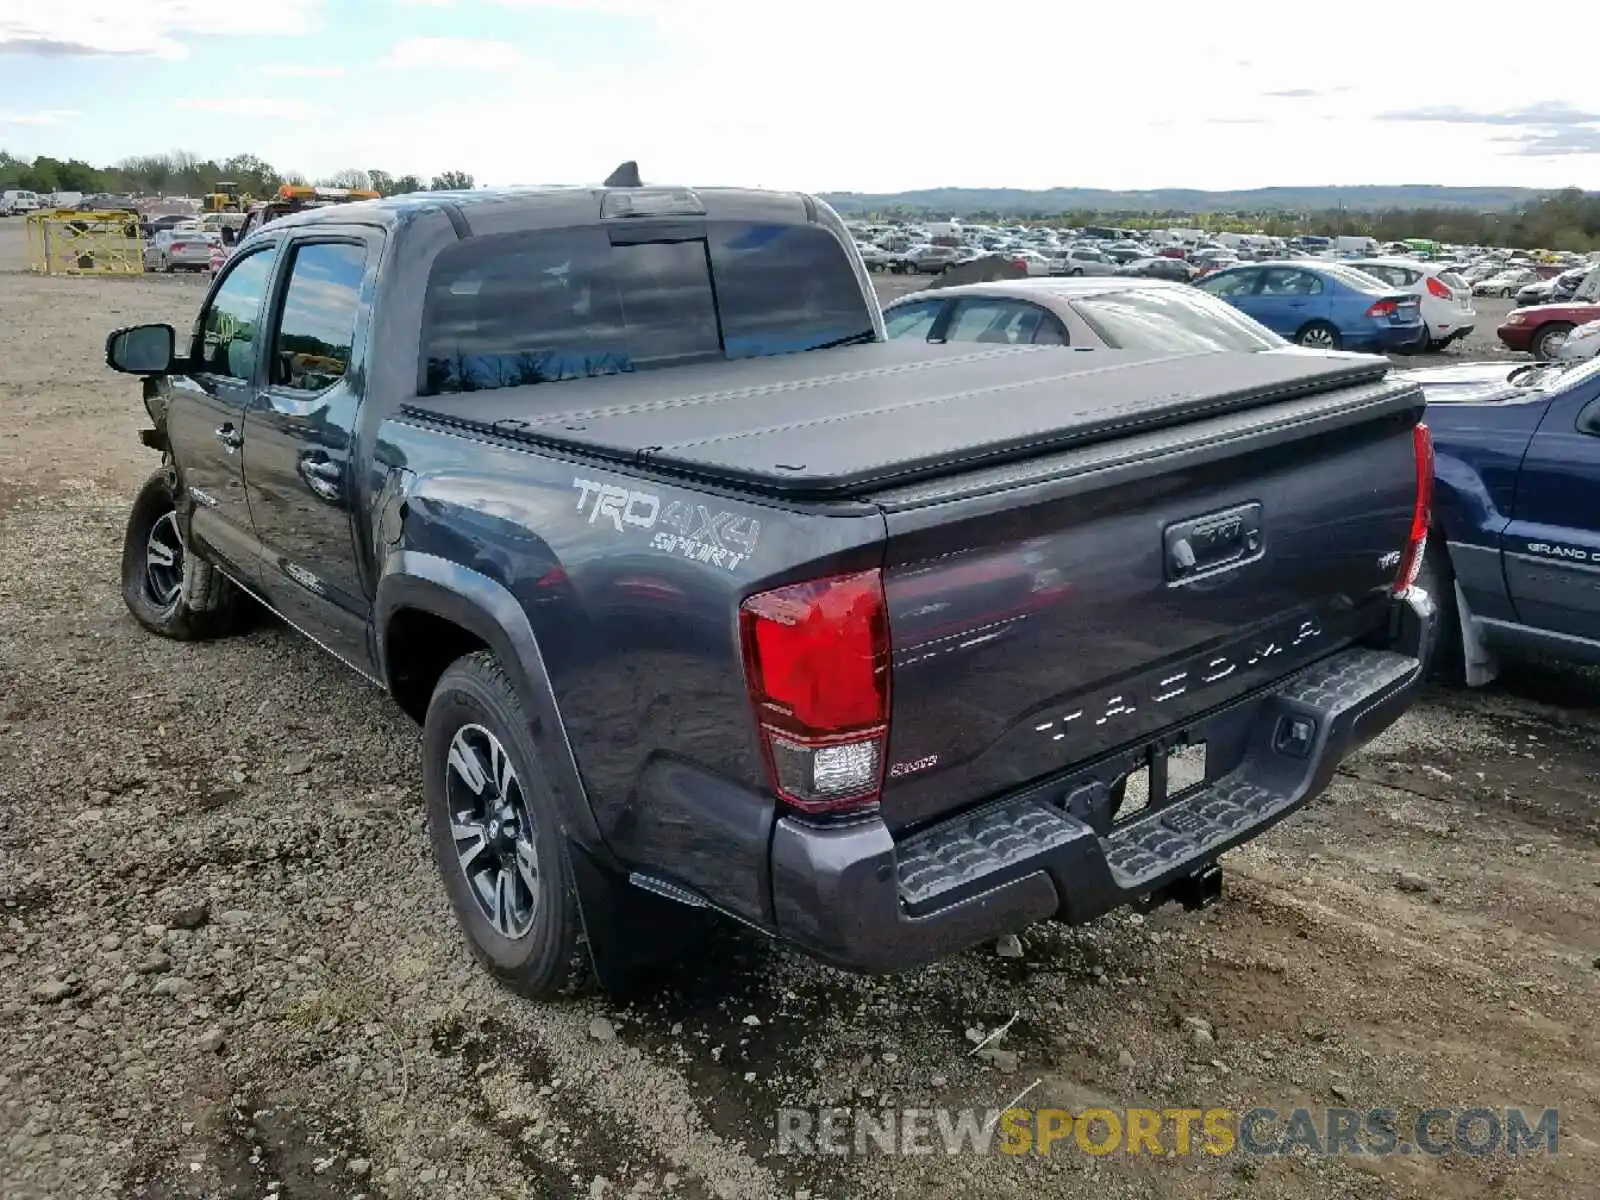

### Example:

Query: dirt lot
xmin=1 ymin=219 xmax=1596 ymax=1200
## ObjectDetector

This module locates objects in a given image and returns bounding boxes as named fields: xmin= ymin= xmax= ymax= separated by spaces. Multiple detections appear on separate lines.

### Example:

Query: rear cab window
xmin=420 ymin=220 xmax=874 ymax=395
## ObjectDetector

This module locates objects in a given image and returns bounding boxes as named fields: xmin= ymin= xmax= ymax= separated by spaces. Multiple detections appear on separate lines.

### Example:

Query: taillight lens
xmin=1365 ymin=299 xmax=1398 ymax=318
xmin=740 ymin=571 xmax=891 ymax=815
xmin=1394 ymin=422 xmax=1434 ymax=595
xmin=1426 ymin=276 xmax=1453 ymax=300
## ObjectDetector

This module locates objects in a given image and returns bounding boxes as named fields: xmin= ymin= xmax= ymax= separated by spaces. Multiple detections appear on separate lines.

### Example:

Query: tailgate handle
xmin=1164 ymin=502 xmax=1263 ymax=584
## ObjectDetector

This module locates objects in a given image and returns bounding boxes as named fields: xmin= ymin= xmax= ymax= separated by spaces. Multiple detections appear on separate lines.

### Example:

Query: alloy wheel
xmin=144 ymin=511 xmax=184 ymax=611
xmin=446 ymin=723 xmax=540 ymax=939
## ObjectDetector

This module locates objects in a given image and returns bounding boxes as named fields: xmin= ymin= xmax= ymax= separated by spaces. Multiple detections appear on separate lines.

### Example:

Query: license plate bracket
xmin=1114 ymin=738 xmax=1208 ymax=826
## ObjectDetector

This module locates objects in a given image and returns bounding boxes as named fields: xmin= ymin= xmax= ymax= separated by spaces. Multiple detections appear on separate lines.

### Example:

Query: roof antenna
xmin=603 ymin=160 xmax=642 ymax=188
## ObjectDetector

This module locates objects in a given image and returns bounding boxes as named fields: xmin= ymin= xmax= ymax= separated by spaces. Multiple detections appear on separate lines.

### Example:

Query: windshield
xmin=1071 ymin=288 xmax=1285 ymax=353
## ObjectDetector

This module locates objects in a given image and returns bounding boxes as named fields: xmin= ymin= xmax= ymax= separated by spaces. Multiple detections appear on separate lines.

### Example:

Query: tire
xmin=1532 ymin=323 xmax=1573 ymax=362
xmin=120 ymin=469 xmax=248 ymax=640
xmin=1295 ymin=321 xmax=1342 ymax=351
xmin=423 ymin=652 xmax=590 ymax=1000
xmin=1070 ymin=268 xmax=1084 ymax=277
xmin=1414 ymin=536 xmax=1463 ymax=684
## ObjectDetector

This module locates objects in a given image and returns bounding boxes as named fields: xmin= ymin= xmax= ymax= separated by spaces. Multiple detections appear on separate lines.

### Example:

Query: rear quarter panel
xmin=376 ymin=421 xmax=886 ymax=923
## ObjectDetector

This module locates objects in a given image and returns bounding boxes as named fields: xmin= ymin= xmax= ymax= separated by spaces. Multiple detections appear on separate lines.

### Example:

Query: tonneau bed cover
xmin=400 ymin=340 xmax=1401 ymax=498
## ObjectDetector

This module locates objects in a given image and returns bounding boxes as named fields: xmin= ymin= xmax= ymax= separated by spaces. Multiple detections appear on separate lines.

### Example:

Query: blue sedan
xmin=1193 ymin=261 xmax=1427 ymax=353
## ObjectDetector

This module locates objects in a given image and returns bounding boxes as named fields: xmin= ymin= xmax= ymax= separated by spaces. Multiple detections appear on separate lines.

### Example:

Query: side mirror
xmin=106 ymin=324 xmax=176 ymax=375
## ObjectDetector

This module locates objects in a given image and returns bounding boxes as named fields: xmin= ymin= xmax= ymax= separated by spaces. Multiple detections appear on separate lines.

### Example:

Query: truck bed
xmin=399 ymin=341 xmax=1396 ymax=499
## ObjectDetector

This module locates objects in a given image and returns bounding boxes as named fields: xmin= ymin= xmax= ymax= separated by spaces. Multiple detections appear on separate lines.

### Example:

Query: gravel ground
xmin=1 ymin=220 xmax=1596 ymax=1200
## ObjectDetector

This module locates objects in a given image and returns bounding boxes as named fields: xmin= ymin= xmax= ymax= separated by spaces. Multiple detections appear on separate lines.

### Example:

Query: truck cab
xmin=1404 ymin=357 xmax=1600 ymax=678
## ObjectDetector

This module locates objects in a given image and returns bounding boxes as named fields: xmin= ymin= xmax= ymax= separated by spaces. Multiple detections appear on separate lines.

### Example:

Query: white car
xmin=142 ymin=228 xmax=220 ymax=273
xmin=1473 ymin=268 xmax=1539 ymax=297
xmin=1051 ymin=246 xmax=1118 ymax=276
xmin=0 ymin=189 xmax=43 ymax=216
xmin=1555 ymin=318 xmax=1600 ymax=361
xmin=1011 ymin=249 xmax=1054 ymax=277
xmin=1347 ymin=258 xmax=1476 ymax=350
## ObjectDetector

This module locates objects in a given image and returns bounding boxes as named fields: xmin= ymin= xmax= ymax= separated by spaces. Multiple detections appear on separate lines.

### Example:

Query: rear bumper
xmin=770 ymin=591 xmax=1433 ymax=974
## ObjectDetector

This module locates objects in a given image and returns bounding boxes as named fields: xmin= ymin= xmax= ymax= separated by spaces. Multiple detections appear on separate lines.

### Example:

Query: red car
xmin=1497 ymin=301 xmax=1600 ymax=360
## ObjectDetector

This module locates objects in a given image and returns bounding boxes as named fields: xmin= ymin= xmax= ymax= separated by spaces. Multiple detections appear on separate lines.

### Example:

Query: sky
xmin=2 ymin=1 xmax=1599 ymax=193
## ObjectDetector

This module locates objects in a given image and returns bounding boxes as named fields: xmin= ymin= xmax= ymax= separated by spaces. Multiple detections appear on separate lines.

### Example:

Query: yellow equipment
xmin=203 ymin=182 xmax=246 ymax=213
xmin=276 ymin=184 xmax=380 ymax=204
xmin=237 ymin=185 xmax=382 ymax=240
xmin=25 ymin=209 xmax=144 ymax=275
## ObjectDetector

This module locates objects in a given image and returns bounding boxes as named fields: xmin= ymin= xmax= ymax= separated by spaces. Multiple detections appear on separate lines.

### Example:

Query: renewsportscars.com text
xmin=776 ymin=1106 xmax=1559 ymax=1158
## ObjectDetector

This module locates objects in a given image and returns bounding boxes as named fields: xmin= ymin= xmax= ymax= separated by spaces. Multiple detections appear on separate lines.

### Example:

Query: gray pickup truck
xmin=104 ymin=167 xmax=1435 ymax=997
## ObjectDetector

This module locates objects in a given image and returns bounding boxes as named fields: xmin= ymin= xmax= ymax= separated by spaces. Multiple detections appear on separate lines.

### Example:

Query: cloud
xmin=1379 ymin=101 xmax=1600 ymax=126
xmin=1379 ymin=100 xmax=1600 ymax=160
xmin=1207 ymin=117 xmax=1266 ymax=125
xmin=258 ymin=62 xmax=346 ymax=77
xmin=174 ymin=96 xmax=314 ymax=119
xmin=1495 ymin=128 xmax=1600 ymax=157
xmin=382 ymin=37 xmax=532 ymax=70
xmin=0 ymin=1 xmax=320 ymax=58
xmin=0 ymin=36 xmax=155 ymax=56
xmin=1264 ymin=88 xmax=1320 ymax=98
xmin=0 ymin=108 xmax=80 ymax=124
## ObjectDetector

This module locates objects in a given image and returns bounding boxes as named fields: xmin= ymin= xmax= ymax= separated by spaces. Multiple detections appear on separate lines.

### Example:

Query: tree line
xmin=4 ymin=148 xmax=1598 ymax=250
xmin=0 ymin=149 xmax=473 ymax=200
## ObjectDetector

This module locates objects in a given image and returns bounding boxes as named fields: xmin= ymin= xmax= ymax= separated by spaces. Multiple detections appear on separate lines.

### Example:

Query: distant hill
xmin=818 ymin=185 xmax=1570 ymax=217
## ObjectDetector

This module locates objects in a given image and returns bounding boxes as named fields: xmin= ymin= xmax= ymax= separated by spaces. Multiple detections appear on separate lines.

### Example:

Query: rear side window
xmin=944 ymin=298 xmax=1063 ymax=345
xmin=884 ymin=299 xmax=944 ymax=340
xmin=420 ymin=221 xmax=874 ymax=395
xmin=1438 ymin=271 xmax=1467 ymax=291
xmin=271 ymin=242 xmax=367 ymax=392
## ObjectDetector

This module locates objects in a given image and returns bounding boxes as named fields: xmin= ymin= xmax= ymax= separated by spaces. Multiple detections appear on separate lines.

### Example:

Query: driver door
xmin=164 ymin=245 xmax=279 ymax=585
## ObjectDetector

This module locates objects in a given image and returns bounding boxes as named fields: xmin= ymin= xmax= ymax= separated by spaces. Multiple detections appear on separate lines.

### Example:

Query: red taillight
xmin=1365 ymin=299 xmax=1398 ymax=317
xmin=172 ymin=242 xmax=189 ymax=251
xmin=1426 ymin=276 xmax=1453 ymax=300
xmin=740 ymin=570 xmax=891 ymax=815
xmin=1394 ymin=422 xmax=1434 ymax=595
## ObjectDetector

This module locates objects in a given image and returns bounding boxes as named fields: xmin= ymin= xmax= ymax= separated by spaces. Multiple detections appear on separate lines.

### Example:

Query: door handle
xmin=215 ymin=423 xmax=243 ymax=451
xmin=297 ymin=453 xmax=343 ymax=502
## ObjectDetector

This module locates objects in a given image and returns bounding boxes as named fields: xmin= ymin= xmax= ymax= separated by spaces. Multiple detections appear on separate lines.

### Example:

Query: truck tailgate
xmin=870 ymin=364 xmax=1426 ymax=832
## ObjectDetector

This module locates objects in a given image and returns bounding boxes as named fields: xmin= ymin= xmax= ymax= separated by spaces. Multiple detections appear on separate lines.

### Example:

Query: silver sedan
xmin=881 ymin=276 xmax=1288 ymax=354
xmin=143 ymin=229 xmax=219 ymax=273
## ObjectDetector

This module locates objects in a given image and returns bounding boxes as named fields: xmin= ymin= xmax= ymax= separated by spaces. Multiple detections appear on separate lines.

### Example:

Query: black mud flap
xmin=566 ymin=841 xmax=719 ymax=997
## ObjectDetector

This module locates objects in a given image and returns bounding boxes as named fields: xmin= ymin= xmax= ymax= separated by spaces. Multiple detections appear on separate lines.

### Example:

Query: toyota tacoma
xmin=104 ymin=166 xmax=1435 ymax=997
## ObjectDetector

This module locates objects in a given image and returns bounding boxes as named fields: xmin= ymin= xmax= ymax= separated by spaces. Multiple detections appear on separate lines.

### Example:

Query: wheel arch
xmin=375 ymin=551 xmax=611 ymax=860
